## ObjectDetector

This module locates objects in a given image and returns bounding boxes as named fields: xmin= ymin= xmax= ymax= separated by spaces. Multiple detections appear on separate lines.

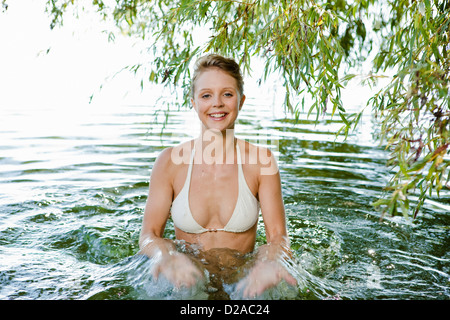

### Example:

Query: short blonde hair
xmin=190 ymin=54 xmax=244 ymax=98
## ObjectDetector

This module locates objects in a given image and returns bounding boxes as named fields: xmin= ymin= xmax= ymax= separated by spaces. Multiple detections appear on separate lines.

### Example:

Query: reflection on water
xmin=0 ymin=96 xmax=449 ymax=300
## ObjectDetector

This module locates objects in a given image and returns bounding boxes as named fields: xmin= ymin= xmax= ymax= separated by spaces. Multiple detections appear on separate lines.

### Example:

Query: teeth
xmin=210 ymin=113 xmax=226 ymax=118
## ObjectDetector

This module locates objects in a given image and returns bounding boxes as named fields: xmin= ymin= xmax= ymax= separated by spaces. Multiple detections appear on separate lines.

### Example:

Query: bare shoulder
xmin=150 ymin=148 xmax=175 ymax=182
xmin=238 ymin=139 xmax=279 ymax=176
xmin=153 ymin=140 xmax=194 ymax=171
xmin=149 ymin=141 xmax=194 ymax=192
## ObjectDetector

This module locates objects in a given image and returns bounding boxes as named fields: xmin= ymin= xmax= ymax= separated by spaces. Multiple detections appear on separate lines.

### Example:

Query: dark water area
xmin=0 ymin=92 xmax=449 ymax=300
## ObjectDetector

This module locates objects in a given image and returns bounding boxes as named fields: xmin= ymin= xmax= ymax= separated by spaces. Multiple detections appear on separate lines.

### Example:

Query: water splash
xmin=1 ymin=103 xmax=448 ymax=300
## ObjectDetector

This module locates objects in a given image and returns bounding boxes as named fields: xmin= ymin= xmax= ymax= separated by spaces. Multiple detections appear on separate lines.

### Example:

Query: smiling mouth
xmin=208 ymin=112 xmax=228 ymax=120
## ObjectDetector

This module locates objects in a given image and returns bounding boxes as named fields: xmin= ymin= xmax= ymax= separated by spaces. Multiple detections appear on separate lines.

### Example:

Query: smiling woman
xmin=1 ymin=0 xmax=449 ymax=302
xmin=190 ymin=64 xmax=245 ymax=132
xmin=138 ymin=54 xmax=297 ymax=297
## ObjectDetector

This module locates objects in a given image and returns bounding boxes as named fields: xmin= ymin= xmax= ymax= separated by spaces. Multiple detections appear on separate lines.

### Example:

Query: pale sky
xmin=0 ymin=0 xmax=146 ymax=109
xmin=0 ymin=0 xmax=383 ymax=114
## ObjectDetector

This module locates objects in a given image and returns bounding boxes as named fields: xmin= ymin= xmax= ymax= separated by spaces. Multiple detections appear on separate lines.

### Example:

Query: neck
xmin=197 ymin=128 xmax=236 ymax=164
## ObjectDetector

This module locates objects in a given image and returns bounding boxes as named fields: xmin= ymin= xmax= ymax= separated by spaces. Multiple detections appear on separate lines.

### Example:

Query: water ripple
xmin=0 ymin=103 xmax=448 ymax=300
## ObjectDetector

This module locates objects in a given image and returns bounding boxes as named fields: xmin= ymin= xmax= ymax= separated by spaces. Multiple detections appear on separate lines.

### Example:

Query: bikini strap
xmin=184 ymin=145 xmax=196 ymax=191
xmin=236 ymin=142 xmax=244 ymax=175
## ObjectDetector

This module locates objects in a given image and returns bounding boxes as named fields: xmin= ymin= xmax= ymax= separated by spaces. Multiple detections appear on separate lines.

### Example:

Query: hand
xmin=237 ymin=260 xmax=297 ymax=298
xmin=151 ymin=251 xmax=204 ymax=288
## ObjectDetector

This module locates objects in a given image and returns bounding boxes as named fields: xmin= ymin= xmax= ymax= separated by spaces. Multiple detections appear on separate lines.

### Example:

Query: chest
xmin=189 ymin=163 xmax=239 ymax=215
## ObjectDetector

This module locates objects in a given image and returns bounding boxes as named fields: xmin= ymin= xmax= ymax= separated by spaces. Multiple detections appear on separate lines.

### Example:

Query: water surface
xmin=0 ymin=94 xmax=449 ymax=299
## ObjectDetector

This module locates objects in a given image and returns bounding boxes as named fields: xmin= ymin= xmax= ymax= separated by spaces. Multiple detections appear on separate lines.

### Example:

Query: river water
xmin=0 ymin=86 xmax=449 ymax=300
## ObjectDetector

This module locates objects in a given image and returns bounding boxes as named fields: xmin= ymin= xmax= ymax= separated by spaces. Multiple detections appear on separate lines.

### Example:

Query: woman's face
xmin=191 ymin=67 xmax=245 ymax=133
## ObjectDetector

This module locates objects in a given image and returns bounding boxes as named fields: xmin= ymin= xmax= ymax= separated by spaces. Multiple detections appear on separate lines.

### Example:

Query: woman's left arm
xmin=238 ymin=148 xmax=297 ymax=298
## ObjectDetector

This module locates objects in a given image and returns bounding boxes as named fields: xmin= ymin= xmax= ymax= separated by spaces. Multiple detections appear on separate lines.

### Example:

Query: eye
xmin=224 ymin=93 xmax=233 ymax=97
xmin=201 ymin=94 xmax=211 ymax=99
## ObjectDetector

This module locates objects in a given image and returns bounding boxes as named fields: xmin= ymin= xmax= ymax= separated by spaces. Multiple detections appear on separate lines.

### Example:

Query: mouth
xmin=208 ymin=112 xmax=228 ymax=120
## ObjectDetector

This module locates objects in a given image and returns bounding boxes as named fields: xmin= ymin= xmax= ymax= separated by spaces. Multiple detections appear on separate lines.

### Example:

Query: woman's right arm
xmin=139 ymin=148 xmax=176 ymax=256
xmin=139 ymin=147 xmax=203 ymax=287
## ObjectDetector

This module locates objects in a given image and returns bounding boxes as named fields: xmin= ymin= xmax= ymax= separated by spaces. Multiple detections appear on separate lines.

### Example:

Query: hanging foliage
xmin=5 ymin=0 xmax=448 ymax=218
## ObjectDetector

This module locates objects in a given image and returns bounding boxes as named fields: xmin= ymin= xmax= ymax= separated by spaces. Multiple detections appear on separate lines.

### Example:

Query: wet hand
xmin=151 ymin=252 xmax=204 ymax=288
xmin=237 ymin=260 xmax=297 ymax=298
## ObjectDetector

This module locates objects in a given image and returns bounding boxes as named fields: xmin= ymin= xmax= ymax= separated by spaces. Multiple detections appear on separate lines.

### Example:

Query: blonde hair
xmin=190 ymin=54 xmax=244 ymax=98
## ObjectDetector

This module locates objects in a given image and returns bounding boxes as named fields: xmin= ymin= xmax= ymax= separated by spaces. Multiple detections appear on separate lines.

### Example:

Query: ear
xmin=190 ymin=98 xmax=197 ymax=111
xmin=239 ymin=95 xmax=246 ymax=111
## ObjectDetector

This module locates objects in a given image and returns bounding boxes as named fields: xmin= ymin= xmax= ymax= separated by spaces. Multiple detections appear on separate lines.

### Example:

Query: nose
xmin=212 ymin=95 xmax=224 ymax=108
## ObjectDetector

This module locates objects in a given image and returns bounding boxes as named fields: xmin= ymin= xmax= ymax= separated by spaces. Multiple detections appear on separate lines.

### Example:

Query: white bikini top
xmin=171 ymin=142 xmax=260 ymax=234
